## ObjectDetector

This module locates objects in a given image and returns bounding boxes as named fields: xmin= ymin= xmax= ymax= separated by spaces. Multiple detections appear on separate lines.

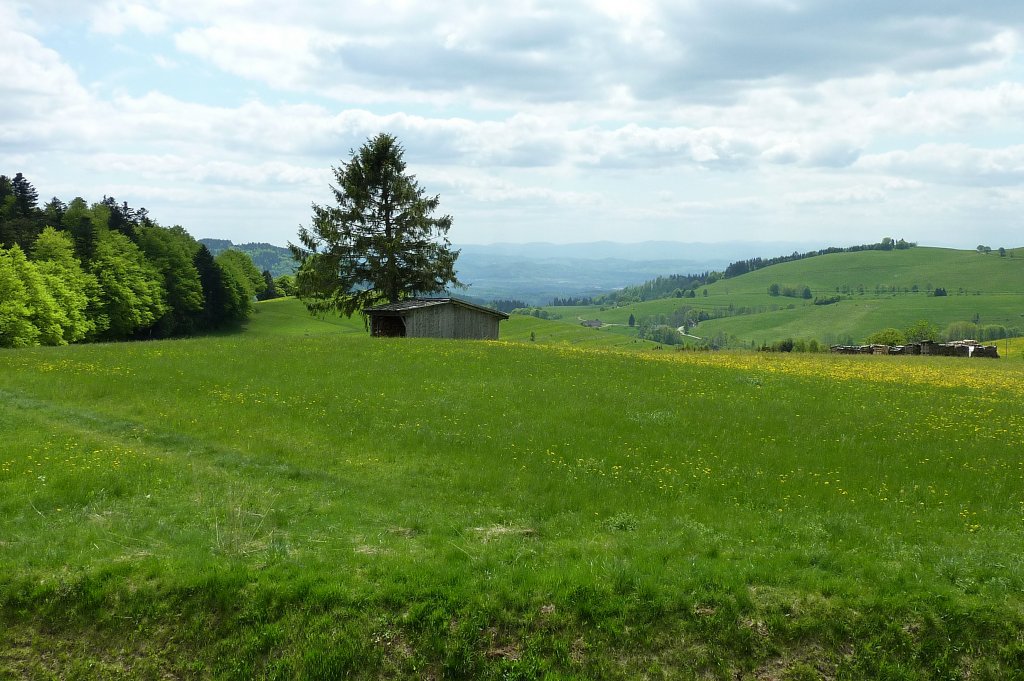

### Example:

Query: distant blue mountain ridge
xmin=200 ymin=238 xmax=831 ymax=306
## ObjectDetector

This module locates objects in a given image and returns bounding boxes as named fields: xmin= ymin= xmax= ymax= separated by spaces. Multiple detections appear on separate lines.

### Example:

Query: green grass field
xmin=543 ymin=247 xmax=1024 ymax=347
xmin=2 ymin=298 xmax=1024 ymax=678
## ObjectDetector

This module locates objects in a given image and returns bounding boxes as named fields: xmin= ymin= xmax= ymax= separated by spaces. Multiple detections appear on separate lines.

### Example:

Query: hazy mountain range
xmin=200 ymin=238 xmax=833 ymax=306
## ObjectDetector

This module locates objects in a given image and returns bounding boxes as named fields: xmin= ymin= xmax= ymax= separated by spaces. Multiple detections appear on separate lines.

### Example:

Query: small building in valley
xmin=364 ymin=298 xmax=510 ymax=340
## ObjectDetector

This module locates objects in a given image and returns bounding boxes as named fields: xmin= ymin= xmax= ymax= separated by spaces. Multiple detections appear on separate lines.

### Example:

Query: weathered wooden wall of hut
xmin=403 ymin=305 xmax=501 ymax=340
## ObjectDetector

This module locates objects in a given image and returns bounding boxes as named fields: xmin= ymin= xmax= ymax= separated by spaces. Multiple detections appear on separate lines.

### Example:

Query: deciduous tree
xmin=0 ymin=244 xmax=63 ymax=347
xmin=865 ymin=328 xmax=906 ymax=346
xmin=89 ymin=229 xmax=167 ymax=339
xmin=32 ymin=227 xmax=97 ymax=343
xmin=216 ymin=249 xmax=264 ymax=318
xmin=904 ymin=319 xmax=939 ymax=343
xmin=136 ymin=225 xmax=205 ymax=337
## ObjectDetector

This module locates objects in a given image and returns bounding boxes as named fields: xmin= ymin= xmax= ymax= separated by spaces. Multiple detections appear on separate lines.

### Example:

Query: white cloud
xmin=153 ymin=54 xmax=177 ymax=69
xmin=4 ymin=1 xmax=1024 ymax=247
xmin=857 ymin=144 xmax=1024 ymax=186
xmin=89 ymin=2 xmax=168 ymax=35
xmin=786 ymin=186 xmax=887 ymax=205
xmin=174 ymin=22 xmax=340 ymax=89
xmin=0 ymin=9 xmax=89 ymax=118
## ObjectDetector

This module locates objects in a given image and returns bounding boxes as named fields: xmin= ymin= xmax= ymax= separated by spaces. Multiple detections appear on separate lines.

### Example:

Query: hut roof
xmin=364 ymin=297 xmax=510 ymax=319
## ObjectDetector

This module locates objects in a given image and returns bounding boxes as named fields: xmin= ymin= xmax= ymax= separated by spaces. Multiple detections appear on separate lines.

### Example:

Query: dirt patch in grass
xmin=471 ymin=525 xmax=537 ymax=543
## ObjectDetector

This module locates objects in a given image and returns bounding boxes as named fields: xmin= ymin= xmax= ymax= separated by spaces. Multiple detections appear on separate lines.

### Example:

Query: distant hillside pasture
xmin=503 ymin=314 xmax=664 ymax=350
xmin=696 ymin=292 xmax=1024 ymax=347
xmin=544 ymin=247 xmax=1024 ymax=346
xmin=1 ymin=298 xmax=1023 ymax=677
xmin=715 ymin=246 xmax=1024 ymax=295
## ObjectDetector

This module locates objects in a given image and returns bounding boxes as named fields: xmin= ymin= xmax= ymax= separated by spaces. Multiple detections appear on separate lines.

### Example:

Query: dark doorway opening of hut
xmin=373 ymin=316 xmax=406 ymax=337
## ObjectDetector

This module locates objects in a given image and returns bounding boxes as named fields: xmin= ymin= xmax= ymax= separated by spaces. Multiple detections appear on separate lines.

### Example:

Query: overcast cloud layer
xmin=3 ymin=1 xmax=1024 ymax=248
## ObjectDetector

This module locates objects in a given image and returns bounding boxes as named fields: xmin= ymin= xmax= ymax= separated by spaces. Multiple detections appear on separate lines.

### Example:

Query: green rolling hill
xmin=542 ymin=247 xmax=1024 ymax=347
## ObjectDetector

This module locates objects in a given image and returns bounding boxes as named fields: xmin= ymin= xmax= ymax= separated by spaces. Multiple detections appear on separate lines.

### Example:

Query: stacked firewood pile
xmin=830 ymin=340 xmax=1000 ymax=358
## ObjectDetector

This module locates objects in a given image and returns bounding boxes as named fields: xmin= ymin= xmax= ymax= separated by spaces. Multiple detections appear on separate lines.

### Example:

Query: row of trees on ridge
xmin=1 ymin=173 xmax=266 ymax=347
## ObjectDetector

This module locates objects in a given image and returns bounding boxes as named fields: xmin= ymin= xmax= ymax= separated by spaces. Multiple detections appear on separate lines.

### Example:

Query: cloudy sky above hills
xmin=3 ymin=1 xmax=1024 ymax=248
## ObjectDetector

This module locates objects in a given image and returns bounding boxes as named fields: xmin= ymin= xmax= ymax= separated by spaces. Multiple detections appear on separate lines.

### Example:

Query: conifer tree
xmin=291 ymin=133 xmax=460 ymax=317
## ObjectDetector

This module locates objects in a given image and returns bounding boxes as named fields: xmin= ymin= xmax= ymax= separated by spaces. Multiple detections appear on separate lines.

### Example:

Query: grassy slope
xmin=2 ymin=301 xmax=1024 ymax=678
xmin=545 ymin=248 xmax=1024 ymax=345
xmin=257 ymin=295 xmax=665 ymax=352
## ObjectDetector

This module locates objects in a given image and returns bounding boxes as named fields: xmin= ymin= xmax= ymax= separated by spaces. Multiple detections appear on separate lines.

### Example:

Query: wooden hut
xmin=363 ymin=298 xmax=510 ymax=340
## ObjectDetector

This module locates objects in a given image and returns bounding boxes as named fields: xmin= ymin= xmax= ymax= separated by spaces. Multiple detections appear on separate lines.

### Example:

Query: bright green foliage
xmin=216 ymin=249 xmax=264 ymax=297
xmin=865 ymin=327 xmax=906 ymax=345
xmin=31 ymin=227 xmax=97 ymax=343
xmin=292 ymin=133 xmax=460 ymax=317
xmin=0 ymin=173 xmax=261 ymax=344
xmin=275 ymin=273 xmax=295 ymax=296
xmin=215 ymin=249 xmax=262 ymax=319
xmin=0 ymin=247 xmax=36 ymax=346
xmin=136 ymin=225 xmax=204 ymax=337
xmin=904 ymin=319 xmax=940 ymax=343
xmin=0 ymin=244 xmax=63 ymax=346
xmin=636 ymin=315 xmax=684 ymax=344
xmin=943 ymin=320 xmax=979 ymax=341
xmin=941 ymin=320 xmax=1018 ymax=342
xmin=89 ymin=229 xmax=167 ymax=339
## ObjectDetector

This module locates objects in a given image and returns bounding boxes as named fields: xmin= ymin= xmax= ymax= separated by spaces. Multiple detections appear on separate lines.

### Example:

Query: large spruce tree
xmin=290 ymin=133 xmax=460 ymax=317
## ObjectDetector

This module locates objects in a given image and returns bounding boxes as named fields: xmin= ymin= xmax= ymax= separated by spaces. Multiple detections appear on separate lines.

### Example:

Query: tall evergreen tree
xmin=256 ymin=269 xmax=279 ymax=300
xmin=194 ymin=245 xmax=231 ymax=330
xmin=62 ymin=197 xmax=100 ymax=262
xmin=0 ymin=176 xmax=14 ymax=220
xmin=42 ymin=197 xmax=67 ymax=227
xmin=0 ymin=173 xmax=43 ymax=249
xmin=291 ymin=133 xmax=460 ymax=317
xmin=99 ymin=196 xmax=146 ymax=242
xmin=12 ymin=173 xmax=39 ymax=218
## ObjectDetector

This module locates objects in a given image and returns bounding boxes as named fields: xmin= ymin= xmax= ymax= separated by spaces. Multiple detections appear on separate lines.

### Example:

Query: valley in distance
xmin=201 ymin=237 xmax=838 ymax=305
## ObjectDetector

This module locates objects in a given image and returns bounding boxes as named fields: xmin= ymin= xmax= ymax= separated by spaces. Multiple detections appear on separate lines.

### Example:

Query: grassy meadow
xmin=2 ymin=297 xmax=1024 ymax=678
xmin=544 ymin=247 xmax=1024 ymax=346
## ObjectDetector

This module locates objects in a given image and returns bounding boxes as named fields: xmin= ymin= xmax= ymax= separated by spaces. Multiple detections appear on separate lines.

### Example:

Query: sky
xmin=3 ymin=1 xmax=1024 ymax=249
